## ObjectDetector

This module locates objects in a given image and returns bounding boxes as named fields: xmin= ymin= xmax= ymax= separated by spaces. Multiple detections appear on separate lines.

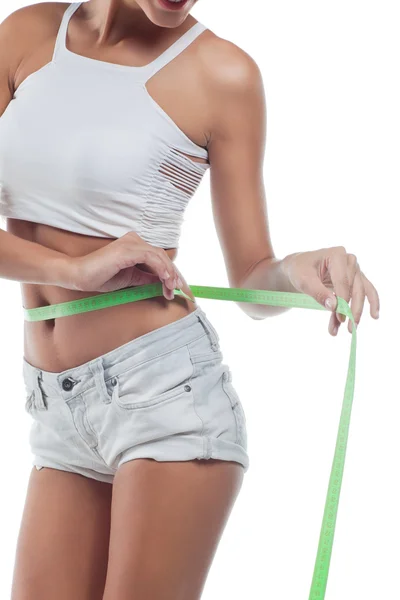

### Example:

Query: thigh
xmin=11 ymin=467 xmax=112 ymax=600
xmin=103 ymin=458 xmax=245 ymax=600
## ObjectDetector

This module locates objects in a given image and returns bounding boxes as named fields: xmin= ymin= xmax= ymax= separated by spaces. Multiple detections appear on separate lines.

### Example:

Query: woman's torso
xmin=0 ymin=2 xmax=212 ymax=372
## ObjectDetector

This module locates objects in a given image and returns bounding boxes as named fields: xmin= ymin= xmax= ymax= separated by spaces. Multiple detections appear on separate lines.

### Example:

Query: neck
xmin=80 ymin=0 xmax=194 ymax=45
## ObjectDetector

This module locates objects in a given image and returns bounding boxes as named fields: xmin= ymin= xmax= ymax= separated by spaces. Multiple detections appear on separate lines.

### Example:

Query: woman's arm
xmin=0 ymin=8 xmax=77 ymax=287
xmin=203 ymin=38 xmax=379 ymax=334
xmin=0 ymin=9 xmax=66 ymax=286
xmin=0 ymin=228 xmax=75 ymax=286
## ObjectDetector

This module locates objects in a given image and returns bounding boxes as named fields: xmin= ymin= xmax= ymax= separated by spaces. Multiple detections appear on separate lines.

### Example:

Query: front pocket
xmin=222 ymin=369 xmax=248 ymax=450
xmin=111 ymin=344 xmax=195 ymax=410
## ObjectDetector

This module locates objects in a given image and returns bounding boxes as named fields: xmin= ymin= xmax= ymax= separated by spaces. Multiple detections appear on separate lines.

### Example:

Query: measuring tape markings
xmin=23 ymin=282 xmax=357 ymax=600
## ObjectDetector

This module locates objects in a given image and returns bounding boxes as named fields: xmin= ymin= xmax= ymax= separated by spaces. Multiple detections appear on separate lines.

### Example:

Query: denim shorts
xmin=22 ymin=306 xmax=249 ymax=483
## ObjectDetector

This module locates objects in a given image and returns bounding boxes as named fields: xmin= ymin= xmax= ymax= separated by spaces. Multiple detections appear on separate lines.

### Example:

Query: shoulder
xmin=0 ymin=2 xmax=67 ymax=57
xmin=0 ymin=2 xmax=67 ymax=88
xmin=0 ymin=1 xmax=67 ymax=34
xmin=193 ymin=27 xmax=266 ymax=138
xmin=196 ymin=28 xmax=265 ymax=98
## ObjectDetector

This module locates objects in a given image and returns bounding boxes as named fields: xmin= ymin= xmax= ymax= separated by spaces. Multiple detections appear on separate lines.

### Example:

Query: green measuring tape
xmin=24 ymin=282 xmax=356 ymax=599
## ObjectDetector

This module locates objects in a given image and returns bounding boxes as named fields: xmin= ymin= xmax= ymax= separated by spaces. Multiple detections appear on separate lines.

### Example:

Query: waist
xmin=23 ymin=288 xmax=198 ymax=372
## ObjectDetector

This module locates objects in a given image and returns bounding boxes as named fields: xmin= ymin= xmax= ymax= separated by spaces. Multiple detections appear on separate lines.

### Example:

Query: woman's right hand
xmin=64 ymin=231 xmax=184 ymax=300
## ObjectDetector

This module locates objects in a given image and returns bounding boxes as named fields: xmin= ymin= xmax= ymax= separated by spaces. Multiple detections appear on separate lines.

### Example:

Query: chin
xmin=138 ymin=0 xmax=195 ymax=27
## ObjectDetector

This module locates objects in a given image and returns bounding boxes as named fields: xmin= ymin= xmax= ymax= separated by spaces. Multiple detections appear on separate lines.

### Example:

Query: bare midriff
xmin=8 ymin=218 xmax=198 ymax=373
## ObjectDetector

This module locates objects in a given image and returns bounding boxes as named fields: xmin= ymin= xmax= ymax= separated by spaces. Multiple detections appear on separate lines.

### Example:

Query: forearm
xmin=0 ymin=228 xmax=72 ymax=287
xmin=237 ymin=255 xmax=299 ymax=320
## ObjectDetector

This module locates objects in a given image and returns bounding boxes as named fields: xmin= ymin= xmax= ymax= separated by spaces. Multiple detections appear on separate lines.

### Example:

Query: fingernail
xmin=325 ymin=298 xmax=333 ymax=310
xmin=178 ymin=278 xmax=183 ymax=287
xmin=164 ymin=270 xmax=170 ymax=279
xmin=333 ymin=325 xmax=338 ymax=335
xmin=376 ymin=310 xmax=379 ymax=318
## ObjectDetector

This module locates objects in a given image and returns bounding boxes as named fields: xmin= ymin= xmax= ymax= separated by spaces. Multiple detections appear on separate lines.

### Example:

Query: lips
xmin=158 ymin=0 xmax=189 ymax=11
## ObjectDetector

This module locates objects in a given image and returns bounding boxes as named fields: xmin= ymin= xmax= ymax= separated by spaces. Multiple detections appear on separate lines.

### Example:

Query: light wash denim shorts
xmin=22 ymin=306 xmax=249 ymax=483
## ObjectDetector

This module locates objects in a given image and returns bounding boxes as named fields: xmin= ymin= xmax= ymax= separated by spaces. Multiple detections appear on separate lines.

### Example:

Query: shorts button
xmin=62 ymin=377 xmax=74 ymax=391
xmin=184 ymin=384 xmax=192 ymax=392
xmin=111 ymin=378 xmax=118 ymax=386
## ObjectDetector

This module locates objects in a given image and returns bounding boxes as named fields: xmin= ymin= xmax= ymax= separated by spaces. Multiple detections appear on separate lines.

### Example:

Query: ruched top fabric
xmin=0 ymin=2 xmax=210 ymax=248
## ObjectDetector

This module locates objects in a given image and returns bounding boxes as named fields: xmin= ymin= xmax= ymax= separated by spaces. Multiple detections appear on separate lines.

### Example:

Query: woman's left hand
xmin=281 ymin=246 xmax=380 ymax=335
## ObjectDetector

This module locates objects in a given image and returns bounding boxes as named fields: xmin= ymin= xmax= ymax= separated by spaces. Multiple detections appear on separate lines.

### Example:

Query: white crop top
xmin=0 ymin=1 xmax=210 ymax=248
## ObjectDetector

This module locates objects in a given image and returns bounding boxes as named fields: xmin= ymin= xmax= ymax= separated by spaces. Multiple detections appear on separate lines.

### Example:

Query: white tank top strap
xmin=52 ymin=1 xmax=82 ymax=63
xmin=141 ymin=21 xmax=207 ymax=83
xmin=52 ymin=2 xmax=206 ymax=78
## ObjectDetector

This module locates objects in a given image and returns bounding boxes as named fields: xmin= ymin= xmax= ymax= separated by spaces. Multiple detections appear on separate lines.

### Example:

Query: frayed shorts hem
xmin=31 ymin=460 xmax=116 ymax=485
xmin=32 ymin=435 xmax=249 ymax=485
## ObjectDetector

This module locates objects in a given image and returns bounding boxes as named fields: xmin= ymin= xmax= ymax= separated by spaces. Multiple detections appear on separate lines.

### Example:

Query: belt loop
xmin=34 ymin=370 xmax=47 ymax=411
xmin=197 ymin=310 xmax=220 ymax=351
xmin=88 ymin=358 xmax=111 ymax=404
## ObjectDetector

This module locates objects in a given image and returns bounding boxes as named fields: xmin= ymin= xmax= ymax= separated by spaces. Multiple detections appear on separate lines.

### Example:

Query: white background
xmin=0 ymin=1 xmax=399 ymax=598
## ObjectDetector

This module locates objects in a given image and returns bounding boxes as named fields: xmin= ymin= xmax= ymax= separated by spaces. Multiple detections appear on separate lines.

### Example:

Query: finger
xmin=129 ymin=247 xmax=175 ymax=289
xmin=327 ymin=247 xmax=351 ymax=323
xmin=337 ymin=251 xmax=358 ymax=324
xmin=362 ymin=273 xmax=380 ymax=319
xmin=119 ymin=234 xmax=180 ymax=287
xmin=348 ymin=267 xmax=365 ymax=333
xmin=151 ymin=249 xmax=183 ymax=290
xmin=146 ymin=251 xmax=181 ymax=298
xmin=346 ymin=253 xmax=358 ymax=290
xmin=173 ymin=264 xmax=185 ymax=288
xmin=150 ymin=249 xmax=177 ymax=288
xmin=298 ymin=272 xmax=338 ymax=312
xmin=137 ymin=269 xmax=174 ymax=301
xmin=135 ymin=251 xmax=176 ymax=289
xmin=129 ymin=263 xmax=174 ymax=300
xmin=328 ymin=308 xmax=341 ymax=336
xmin=162 ymin=279 xmax=175 ymax=300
